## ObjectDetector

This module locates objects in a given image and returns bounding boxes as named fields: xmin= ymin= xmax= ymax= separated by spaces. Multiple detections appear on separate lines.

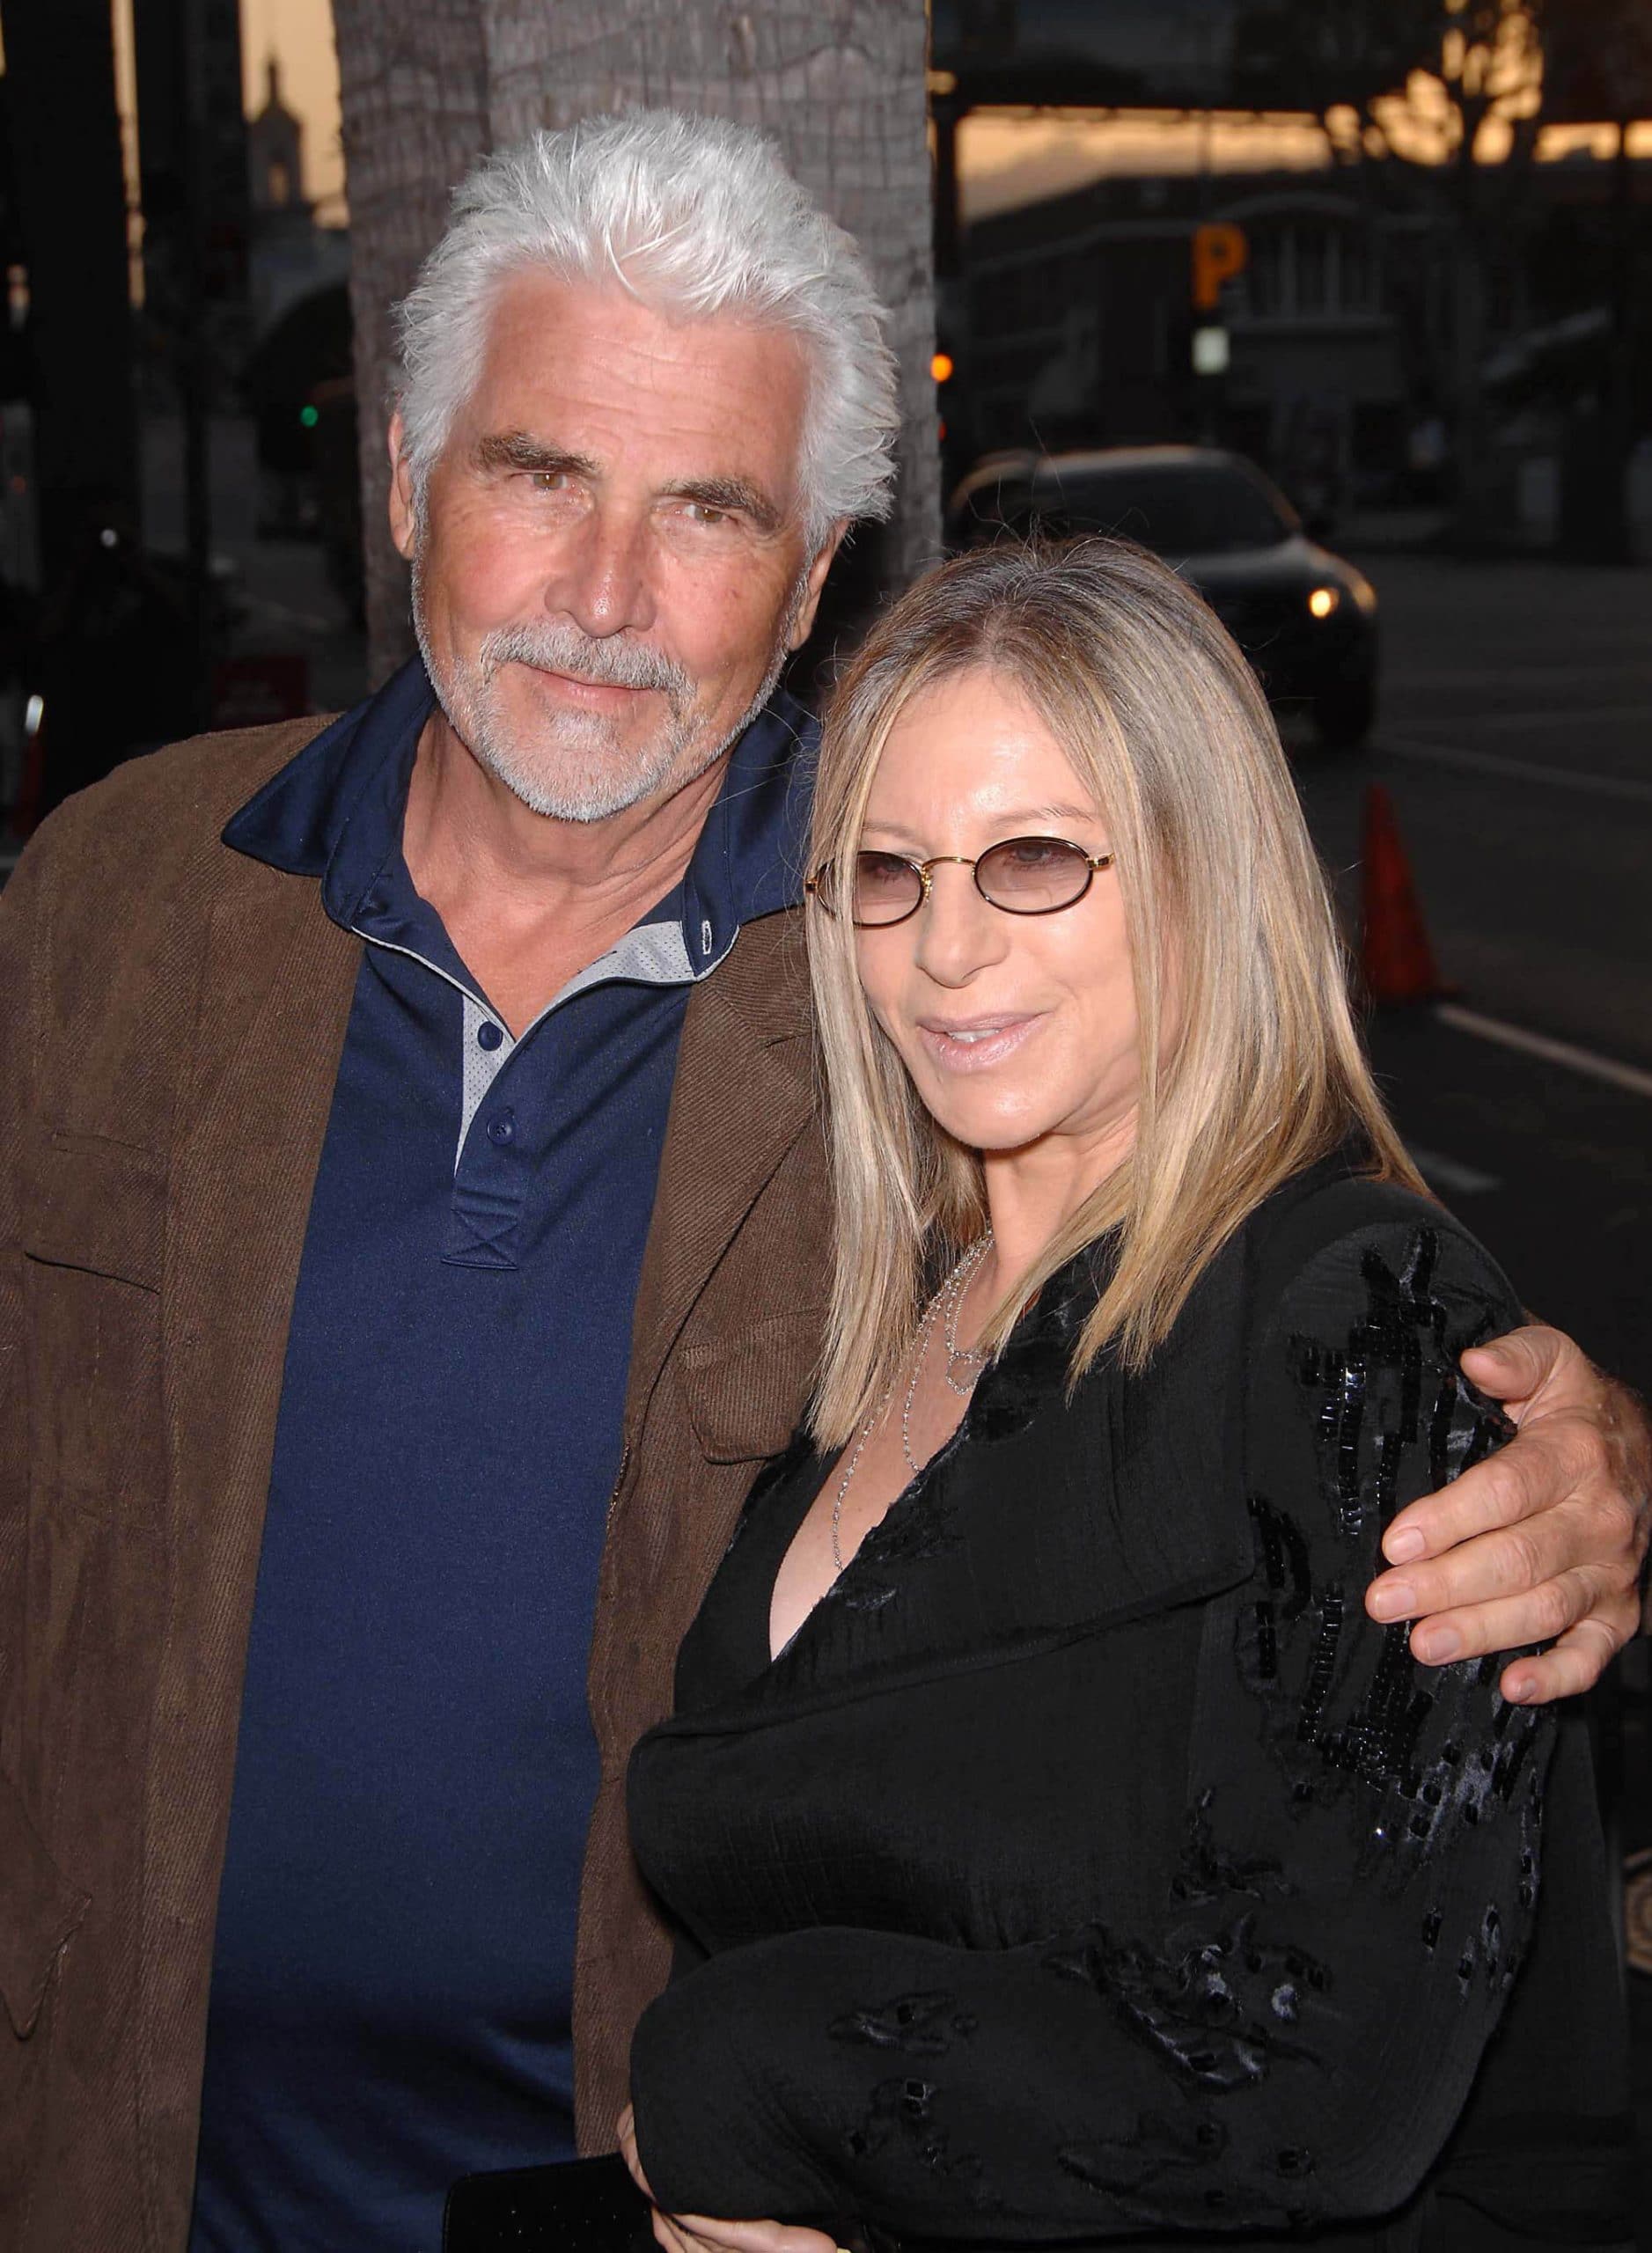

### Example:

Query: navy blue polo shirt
xmin=188 ymin=660 xmax=813 ymax=2253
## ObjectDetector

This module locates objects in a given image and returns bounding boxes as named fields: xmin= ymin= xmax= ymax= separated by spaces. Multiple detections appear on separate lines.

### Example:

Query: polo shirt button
xmin=486 ymin=1111 xmax=516 ymax=1147
xmin=477 ymin=1021 xmax=503 ymax=1051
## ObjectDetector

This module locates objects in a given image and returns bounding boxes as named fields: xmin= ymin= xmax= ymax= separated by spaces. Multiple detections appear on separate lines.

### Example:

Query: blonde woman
xmin=620 ymin=542 xmax=1629 ymax=2253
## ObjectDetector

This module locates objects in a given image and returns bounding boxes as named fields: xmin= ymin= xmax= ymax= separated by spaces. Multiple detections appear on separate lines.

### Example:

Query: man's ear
xmin=787 ymin=521 xmax=850 ymax=651
xmin=387 ymin=411 xmax=419 ymax=561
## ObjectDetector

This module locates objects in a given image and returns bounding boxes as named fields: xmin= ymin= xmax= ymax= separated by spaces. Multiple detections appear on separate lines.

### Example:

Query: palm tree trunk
xmin=333 ymin=0 xmax=935 ymax=681
xmin=331 ymin=4 xmax=491 ymax=672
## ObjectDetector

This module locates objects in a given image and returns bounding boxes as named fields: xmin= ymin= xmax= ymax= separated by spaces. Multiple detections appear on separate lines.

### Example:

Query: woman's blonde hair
xmin=806 ymin=536 xmax=1423 ymax=1446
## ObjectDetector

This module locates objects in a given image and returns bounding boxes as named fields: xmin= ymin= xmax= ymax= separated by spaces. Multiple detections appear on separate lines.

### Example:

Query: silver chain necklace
xmin=830 ymin=1233 xmax=994 ymax=1576
xmin=942 ymin=1238 xmax=995 ymax=1398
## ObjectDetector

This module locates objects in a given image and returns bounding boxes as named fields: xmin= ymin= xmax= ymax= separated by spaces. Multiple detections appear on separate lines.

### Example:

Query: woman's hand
xmin=617 ymin=2105 xmax=845 ymax=2253
xmin=1365 ymin=1325 xmax=1650 ymax=1700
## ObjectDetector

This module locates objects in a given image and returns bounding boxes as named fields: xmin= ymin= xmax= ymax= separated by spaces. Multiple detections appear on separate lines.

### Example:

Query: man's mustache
xmin=478 ymin=622 xmax=692 ymax=701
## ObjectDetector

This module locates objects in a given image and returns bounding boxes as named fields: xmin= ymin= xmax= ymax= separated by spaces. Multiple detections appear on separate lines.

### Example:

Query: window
xmin=1240 ymin=220 xmax=1378 ymax=322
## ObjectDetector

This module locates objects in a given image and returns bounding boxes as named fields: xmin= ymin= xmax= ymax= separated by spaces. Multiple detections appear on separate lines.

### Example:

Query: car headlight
xmin=1307 ymin=584 xmax=1340 ymax=620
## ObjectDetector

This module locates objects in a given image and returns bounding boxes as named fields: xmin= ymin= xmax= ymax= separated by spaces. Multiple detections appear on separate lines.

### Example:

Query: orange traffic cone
xmin=1360 ymin=783 xmax=1446 ymax=1006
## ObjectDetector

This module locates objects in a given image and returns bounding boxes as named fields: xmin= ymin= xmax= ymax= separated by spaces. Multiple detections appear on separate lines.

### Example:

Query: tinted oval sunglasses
xmin=806 ymin=836 xmax=1116 ymax=928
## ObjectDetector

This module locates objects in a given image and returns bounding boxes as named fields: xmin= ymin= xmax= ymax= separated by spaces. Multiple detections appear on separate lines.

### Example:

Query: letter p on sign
xmin=1191 ymin=223 xmax=1248 ymax=312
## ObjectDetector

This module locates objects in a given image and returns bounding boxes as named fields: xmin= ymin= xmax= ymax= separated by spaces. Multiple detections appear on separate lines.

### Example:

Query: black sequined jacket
xmin=626 ymin=1165 xmax=1632 ymax=2251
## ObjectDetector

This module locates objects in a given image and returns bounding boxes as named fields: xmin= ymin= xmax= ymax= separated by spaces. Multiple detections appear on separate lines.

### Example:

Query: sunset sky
xmin=92 ymin=0 xmax=1652 ymax=232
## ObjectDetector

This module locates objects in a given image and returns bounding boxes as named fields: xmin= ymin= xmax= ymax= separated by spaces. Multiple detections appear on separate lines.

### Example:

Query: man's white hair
xmin=394 ymin=109 xmax=899 ymax=550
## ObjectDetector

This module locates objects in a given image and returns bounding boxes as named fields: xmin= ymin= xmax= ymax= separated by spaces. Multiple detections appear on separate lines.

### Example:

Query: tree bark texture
xmin=330 ymin=4 xmax=490 ymax=673
xmin=333 ymin=0 xmax=936 ymax=683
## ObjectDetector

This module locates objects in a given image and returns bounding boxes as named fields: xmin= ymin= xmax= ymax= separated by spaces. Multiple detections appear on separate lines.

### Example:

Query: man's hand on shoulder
xmin=1365 ymin=1324 xmax=1650 ymax=1705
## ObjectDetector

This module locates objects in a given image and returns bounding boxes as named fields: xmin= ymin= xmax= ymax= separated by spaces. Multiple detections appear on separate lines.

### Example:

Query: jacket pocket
xmin=678 ymin=1312 xmax=824 ymax=1464
xmin=0 ymin=1768 xmax=90 ymax=2038
xmin=18 ymin=1130 xmax=166 ymax=1289
xmin=19 ymin=1133 xmax=166 ymax=1523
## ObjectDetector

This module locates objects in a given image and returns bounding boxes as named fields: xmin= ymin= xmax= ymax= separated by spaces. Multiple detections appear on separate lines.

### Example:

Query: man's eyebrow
xmin=672 ymin=476 xmax=784 ymax=535
xmin=471 ymin=437 xmax=783 ymax=533
xmin=474 ymin=431 xmax=599 ymax=478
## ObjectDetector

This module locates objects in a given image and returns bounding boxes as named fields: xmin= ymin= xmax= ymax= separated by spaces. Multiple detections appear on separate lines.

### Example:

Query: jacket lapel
xmin=573 ymin=908 xmax=824 ymax=2151
xmin=136 ymin=857 xmax=361 ymax=2223
xmin=621 ymin=909 xmax=818 ymax=1443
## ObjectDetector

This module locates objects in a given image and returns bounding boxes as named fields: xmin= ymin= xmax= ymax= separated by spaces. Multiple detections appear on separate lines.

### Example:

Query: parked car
xmin=945 ymin=445 xmax=1380 ymax=748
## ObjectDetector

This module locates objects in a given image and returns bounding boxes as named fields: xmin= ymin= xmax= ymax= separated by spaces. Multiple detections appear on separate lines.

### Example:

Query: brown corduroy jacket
xmin=0 ymin=719 xmax=830 ymax=2252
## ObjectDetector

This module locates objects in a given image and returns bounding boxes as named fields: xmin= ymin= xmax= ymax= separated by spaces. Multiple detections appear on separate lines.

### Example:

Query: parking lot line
xmin=1383 ymin=734 xmax=1652 ymax=805
xmin=1406 ymin=1144 xmax=1501 ymax=1195
xmin=1436 ymin=1002 xmax=1652 ymax=1101
xmin=1464 ymin=703 xmax=1652 ymax=736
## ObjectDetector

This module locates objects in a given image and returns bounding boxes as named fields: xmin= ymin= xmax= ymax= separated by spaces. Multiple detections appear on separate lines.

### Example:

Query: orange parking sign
xmin=1191 ymin=222 xmax=1248 ymax=312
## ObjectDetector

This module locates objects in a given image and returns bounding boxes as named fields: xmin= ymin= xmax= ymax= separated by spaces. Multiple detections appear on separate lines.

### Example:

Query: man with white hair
xmin=0 ymin=111 xmax=1644 ymax=2253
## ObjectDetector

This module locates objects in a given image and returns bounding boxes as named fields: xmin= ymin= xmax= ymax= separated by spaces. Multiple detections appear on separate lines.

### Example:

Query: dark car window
xmin=1027 ymin=464 xmax=1293 ymax=555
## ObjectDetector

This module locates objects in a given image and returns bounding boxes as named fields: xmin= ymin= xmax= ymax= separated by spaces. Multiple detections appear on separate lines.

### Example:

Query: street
xmin=1289 ymin=545 xmax=1652 ymax=1404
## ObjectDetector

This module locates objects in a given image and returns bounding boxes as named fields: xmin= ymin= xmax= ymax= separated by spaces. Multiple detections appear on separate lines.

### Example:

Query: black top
xmin=627 ymin=1168 xmax=1632 ymax=2251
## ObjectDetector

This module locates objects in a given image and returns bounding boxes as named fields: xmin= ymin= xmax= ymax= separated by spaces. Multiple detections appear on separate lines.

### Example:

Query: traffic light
xmin=932 ymin=348 xmax=957 ymax=447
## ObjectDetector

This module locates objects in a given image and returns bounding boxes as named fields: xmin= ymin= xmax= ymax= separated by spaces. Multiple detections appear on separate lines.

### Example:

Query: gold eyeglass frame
xmin=805 ymin=837 xmax=1116 ymax=928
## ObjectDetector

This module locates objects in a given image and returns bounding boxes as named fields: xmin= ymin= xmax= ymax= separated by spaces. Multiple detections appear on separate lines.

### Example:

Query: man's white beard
xmin=413 ymin=568 xmax=803 ymax=826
